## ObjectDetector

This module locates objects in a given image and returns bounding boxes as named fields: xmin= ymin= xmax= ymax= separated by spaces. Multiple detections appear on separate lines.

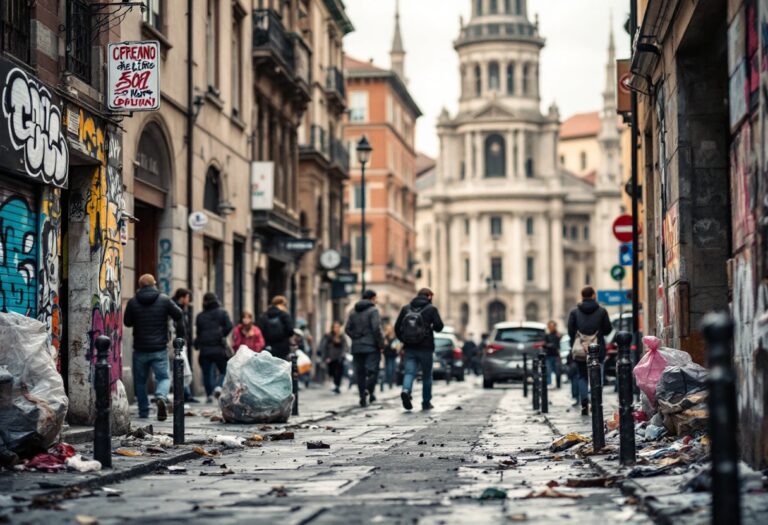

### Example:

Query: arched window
xmin=474 ymin=64 xmax=482 ymax=96
xmin=135 ymin=123 xmax=171 ymax=192
xmin=484 ymin=134 xmax=506 ymax=178
xmin=476 ymin=0 xmax=483 ymax=16
xmin=488 ymin=61 xmax=500 ymax=91
xmin=490 ymin=0 xmax=498 ymax=14
xmin=525 ymin=216 xmax=534 ymax=235
xmin=204 ymin=166 xmax=221 ymax=214
xmin=516 ymin=0 xmax=523 ymax=15
xmin=488 ymin=300 xmax=506 ymax=331
xmin=506 ymin=63 xmax=515 ymax=94
xmin=525 ymin=302 xmax=539 ymax=322
xmin=522 ymin=63 xmax=530 ymax=95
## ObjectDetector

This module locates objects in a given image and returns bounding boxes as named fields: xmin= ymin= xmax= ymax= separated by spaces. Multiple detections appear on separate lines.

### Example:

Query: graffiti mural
xmin=1 ymin=67 xmax=68 ymax=187
xmin=157 ymin=239 xmax=172 ymax=295
xmin=37 ymin=186 xmax=62 ymax=359
xmin=0 ymin=193 xmax=37 ymax=316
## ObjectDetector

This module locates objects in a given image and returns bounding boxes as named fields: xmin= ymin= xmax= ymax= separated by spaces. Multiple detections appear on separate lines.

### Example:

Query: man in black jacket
xmin=172 ymin=288 xmax=198 ymax=403
xmin=345 ymin=290 xmax=384 ymax=407
xmin=567 ymin=286 xmax=613 ymax=415
xmin=395 ymin=288 xmax=444 ymax=411
xmin=194 ymin=293 xmax=234 ymax=402
xmin=124 ymin=274 xmax=183 ymax=420
xmin=257 ymin=296 xmax=295 ymax=361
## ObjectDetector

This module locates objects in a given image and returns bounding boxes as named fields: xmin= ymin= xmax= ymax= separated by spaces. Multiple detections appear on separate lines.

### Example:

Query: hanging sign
xmin=188 ymin=211 xmax=209 ymax=231
xmin=107 ymin=41 xmax=160 ymax=111
xmin=251 ymin=161 xmax=275 ymax=210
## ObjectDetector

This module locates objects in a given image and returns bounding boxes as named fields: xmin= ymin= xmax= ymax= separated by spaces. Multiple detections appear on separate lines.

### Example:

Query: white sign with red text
xmin=107 ymin=41 xmax=160 ymax=111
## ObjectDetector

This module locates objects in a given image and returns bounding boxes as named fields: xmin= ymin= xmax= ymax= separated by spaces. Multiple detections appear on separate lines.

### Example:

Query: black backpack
xmin=264 ymin=315 xmax=285 ymax=342
xmin=400 ymin=305 xmax=429 ymax=345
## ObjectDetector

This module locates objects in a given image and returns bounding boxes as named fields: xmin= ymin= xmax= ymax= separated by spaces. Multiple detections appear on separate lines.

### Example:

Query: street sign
xmin=334 ymin=272 xmax=358 ymax=285
xmin=598 ymin=290 xmax=632 ymax=306
xmin=617 ymin=59 xmax=631 ymax=114
xmin=612 ymin=215 xmax=634 ymax=243
xmin=188 ymin=211 xmax=208 ymax=231
xmin=610 ymin=264 xmax=626 ymax=282
xmin=284 ymin=239 xmax=315 ymax=252
xmin=107 ymin=41 xmax=160 ymax=111
xmin=619 ymin=243 xmax=633 ymax=266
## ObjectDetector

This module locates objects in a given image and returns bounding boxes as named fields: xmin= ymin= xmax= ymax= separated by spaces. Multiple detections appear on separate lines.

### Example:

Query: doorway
xmin=134 ymin=202 xmax=160 ymax=280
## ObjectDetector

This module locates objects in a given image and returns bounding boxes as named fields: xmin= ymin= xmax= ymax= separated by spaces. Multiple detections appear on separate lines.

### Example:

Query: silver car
xmin=482 ymin=322 xmax=547 ymax=389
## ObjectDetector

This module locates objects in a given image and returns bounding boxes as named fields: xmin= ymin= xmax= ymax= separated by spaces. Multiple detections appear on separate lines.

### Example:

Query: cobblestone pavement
xmin=5 ymin=378 xmax=653 ymax=525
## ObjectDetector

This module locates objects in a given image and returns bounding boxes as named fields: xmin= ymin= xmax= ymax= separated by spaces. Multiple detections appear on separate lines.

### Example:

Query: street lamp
xmin=356 ymin=136 xmax=373 ymax=292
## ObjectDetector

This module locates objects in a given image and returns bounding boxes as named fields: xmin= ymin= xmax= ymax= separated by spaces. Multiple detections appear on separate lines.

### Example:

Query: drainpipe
xmin=186 ymin=0 xmax=194 ymax=293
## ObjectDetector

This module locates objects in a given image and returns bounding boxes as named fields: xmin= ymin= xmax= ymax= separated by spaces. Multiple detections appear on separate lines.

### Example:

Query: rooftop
xmin=559 ymin=111 xmax=601 ymax=140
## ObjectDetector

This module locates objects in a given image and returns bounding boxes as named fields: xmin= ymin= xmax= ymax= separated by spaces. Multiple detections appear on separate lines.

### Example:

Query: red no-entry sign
xmin=612 ymin=215 xmax=634 ymax=243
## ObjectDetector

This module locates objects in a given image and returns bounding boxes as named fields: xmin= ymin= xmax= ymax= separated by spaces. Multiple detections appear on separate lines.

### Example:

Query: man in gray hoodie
xmin=344 ymin=290 xmax=385 ymax=407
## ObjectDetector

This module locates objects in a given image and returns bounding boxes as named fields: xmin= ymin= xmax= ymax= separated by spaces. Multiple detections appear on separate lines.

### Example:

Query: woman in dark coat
xmin=318 ymin=321 xmax=349 ymax=394
xmin=194 ymin=292 xmax=233 ymax=401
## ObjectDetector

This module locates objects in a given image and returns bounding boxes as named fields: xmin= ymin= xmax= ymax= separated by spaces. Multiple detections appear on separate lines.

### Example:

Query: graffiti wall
xmin=0 ymin=184 xmax=38 ymax=316
xmin=37 ymin=186 xmax=62 ymax=361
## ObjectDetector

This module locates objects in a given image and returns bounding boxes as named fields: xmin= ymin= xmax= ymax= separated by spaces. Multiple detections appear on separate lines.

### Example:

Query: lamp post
xmin=356 ymin=136 xmax=373 ymax=292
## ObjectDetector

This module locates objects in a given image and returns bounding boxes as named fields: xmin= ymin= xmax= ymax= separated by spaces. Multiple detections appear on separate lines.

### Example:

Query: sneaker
xmin=360 ymin=392 xmax=368 ymax=407
xmin=369 ymin=392 xmax=377 ymax=403
xmin=156 ymin=398 xmax=168 ymax=421
xmin=332 ymin=387 xmax=341 ymax=394
xmin=422 ymin=403 xmax=434 ymax=411
xmin=581 ymin=401 xmax=589 ymax=416
xmin=400 ymin=391 xmax=413 ymax=411
xmin=188 ymin=397 xmax=201 ymax=404
xmin=213 ymin=386 xmax=223 ymax=399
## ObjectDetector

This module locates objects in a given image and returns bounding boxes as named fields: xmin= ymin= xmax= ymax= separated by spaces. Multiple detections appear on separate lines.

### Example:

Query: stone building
xmin=630 ymin=0 xmax=768 ymax=468
xmin=343 ymin=4 xmax=421 ymax=322
xmin=415 ymin=0 xmax=624 ymax=336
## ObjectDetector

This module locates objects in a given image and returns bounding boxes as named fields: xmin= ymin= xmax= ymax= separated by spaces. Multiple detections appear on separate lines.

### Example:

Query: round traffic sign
xmin=610 ymin=265 xmax=626 ymax=282
xmin=612 ymin=215 xmax=634 ymax=243
xmin=188 ymin=211 xmax=209 ymax=231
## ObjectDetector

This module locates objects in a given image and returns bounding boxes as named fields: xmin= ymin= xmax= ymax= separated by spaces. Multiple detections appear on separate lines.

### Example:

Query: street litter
xmin=0 ymin=313 xmax=69 ymax=459
xmin=24 ymin=443 xmax=76 ymax=472
xmin=267 ymin=431 xmax=295 ymax=441
xmin=633 ymin=335 xmax=691 ymax=407
xmin=75 ymin=515 xmax=98 ymax=525
xmin=550 ymin=433 xmax=590 ymax=452
xmin=507 ymin=513 xmax=527 ymax=521
xmin=200 ymin=468 xmax=235 ymax=476
xmin=214 ymin=435 xmax=245 ymax=448
xmin=219 ymin=348 xmax=294 ymax=423
xmin=523 ymin=487 xmax=583 ymax=499
xmin=268 ymin=485 xmax=288 ymax=497
xmin=114 ymin=448 xmax=143 ymax=457
xmin=192 ymin=447 xmax=221 ymax=457
xmin=102 ymin=488 xmax=122 ymax=497
xmin=566 ymin=476 xmax=619 ymax=488
xmin=307 ymin=441 xmax=330 ymax=449
xmin=249 ymin=434 xmax=264 ymax=442
xmin=128 ymin=425 xmax=154 ymax=439
xmin=150 ymin=434 xmax=174 ymax=447
xmin=145 ymin=446 xmax=166 ymax=454
xmin=65 ymin=456 xmax=102 ymax=473
xmin=479 ymin=487 xmax=507 ymax=500
xmin=166 ymin=465 xmax=187 ymax=474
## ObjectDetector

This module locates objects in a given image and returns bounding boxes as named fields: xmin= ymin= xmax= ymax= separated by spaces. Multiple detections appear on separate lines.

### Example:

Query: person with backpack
xmin=395 ymin=288 xmax=444 ymax=411
xmin=345 ymin=290 xmax=385 ymax=407
xmin=567 ymin=286 xmax=613 ymax=415
xmin=257 ymin=296 xmax=295 ymax=361
xmin=194 ymin=292 xmax=234 ymax=402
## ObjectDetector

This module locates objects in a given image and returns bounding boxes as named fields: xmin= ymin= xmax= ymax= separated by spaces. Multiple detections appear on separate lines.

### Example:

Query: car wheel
xmin=483 ymin=377 xmax=494 ymax=389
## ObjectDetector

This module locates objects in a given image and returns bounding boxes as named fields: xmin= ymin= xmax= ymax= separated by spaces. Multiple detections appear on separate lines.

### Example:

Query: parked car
xmin=482 ymin=322 xmax=547 ymax=389
xmin=432 ymin=333 xmax=465 ymax=382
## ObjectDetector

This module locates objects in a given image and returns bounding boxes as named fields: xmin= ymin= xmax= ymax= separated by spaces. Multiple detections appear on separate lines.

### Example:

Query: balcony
xmin=325 ymin=66 xmax=346 ymax=107
xmin=299 ymin=124 xmax=330 ymax=164
xmin=454 ymin=21 xmax=545 ymax=49
xmin=330 ymin=138 xmax=350 ymax=175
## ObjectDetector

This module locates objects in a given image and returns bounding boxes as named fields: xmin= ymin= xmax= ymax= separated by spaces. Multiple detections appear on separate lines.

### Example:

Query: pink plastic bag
xmin=633 ymin=336 xmax=668 ymax=406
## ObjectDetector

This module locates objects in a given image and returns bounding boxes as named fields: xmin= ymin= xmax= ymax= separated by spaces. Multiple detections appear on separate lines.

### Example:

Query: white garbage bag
xmin=0 ymin=312 xmax=68 ymax=456
xmin=219 ymin=347 xmax=294 ymax=423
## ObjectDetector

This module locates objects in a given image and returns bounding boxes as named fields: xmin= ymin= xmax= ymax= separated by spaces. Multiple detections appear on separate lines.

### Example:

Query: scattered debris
xmin=507 ymin=513 xmax=528 ymax=522
xmin=24 ymin=443 xmax=76 ymax=472
xmin=550 ymin=433 xmax=590 ymax=452
xmin=418 ymin=440 xmax=427 ymax=445
xmin=200 ymin=468 xmax=235 ymax=476
xmin=102 ymin=488 xmax=122 ymax=497
xmin=128 ymin=425 xmax=154 ymax=439
xmin=306 ymin=441 xmax=330 ymax=450
xmin=479 ymin=487 xmax=507 ymax=500
xmin=192 ymin=447 xmax=220 ymax=457
xmin=65 ymin=456 xmax=101 ymax=473
xmin=75 ymin=515 xmax=98 ymax=525
xmin=545 ymin=480 xmax=559 ymax=488
xmin=144 ymin=446 xmax=166 ymax=455
xmin=523 ymin=487 xmax=583 ymax=499
xmin=114 ymin=448 xmax=143 ymax=457
xmin=249 ymin=434 xmax=264 ymax=442
xmin=267 ymin=431 xmax=295 ymax=441
xmin=268 ymin=486 xmax=288 ymax=497
xmin=166 ymin=465 xmax=187 ymax=474
xmin=214 ymin=435 xmax=245 ymax=448
xmin=565 ymin=477 xmax=618 ymax=488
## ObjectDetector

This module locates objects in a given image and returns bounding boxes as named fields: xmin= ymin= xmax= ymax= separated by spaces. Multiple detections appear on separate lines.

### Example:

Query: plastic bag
xmin=296 ymin=349 xmax=312 ymax=375
xmin=219 ymin=347 xmax=294 ymax=423
xmin=181 ymin=346 xmax=193 ymax=387
xmin=655 ymin=363 xmax=708 ymax=405
xmin=633 ymin=336 xmax=692 ymax=407
xmin=0 ymin=312 xmax=68 ymax=458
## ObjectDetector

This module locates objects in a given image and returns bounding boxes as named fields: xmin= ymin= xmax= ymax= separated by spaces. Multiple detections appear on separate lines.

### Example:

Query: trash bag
xmin=0 ymin=312 xmax=68 ymax=458
xmin=634 ymin=336 xmax=692 ymax=407
xmin=657 ymin=390 xmax=708 ymax=436
xmin=655 ymin=363 xmax=708 ymax=405
xmin=219 ymin=347 xmax=294 ymax=423
xmin=296 ymin=349 xmax=312 ymax=375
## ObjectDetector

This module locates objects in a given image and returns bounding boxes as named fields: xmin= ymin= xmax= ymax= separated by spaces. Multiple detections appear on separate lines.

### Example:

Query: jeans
xmin=133 ymin=350 xmax=170 ymax=417
xmin=576 ymin=361 xmax=589 ymax=403
xmin=546 ymin=356 xmax=559 ymax=386
xmin=353 ymin=352 xmax=380 ymax=398
xmin=384 ymin=355 xmax=397 ymax=387
xmin=199 ymin=355 xmax=228 ymax=397
xmin=402 ymin=350 xmax=433 ymax=406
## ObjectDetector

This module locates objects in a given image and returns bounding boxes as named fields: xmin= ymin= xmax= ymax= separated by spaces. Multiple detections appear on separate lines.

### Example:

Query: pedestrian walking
xmin=396 ymin=288 xmax=444 ymax=411
xmin=382 ymin=324 xmax=400 ymax=389
xmin=172 ymin=288 xmax=199 ymax=403
xmin=544 ymin=320 xmax=562 ymax=388
xmin=257 ymin=296 xmax=295 ymax=361
xmin=194 ymin=292 xmax=233 ymax=402
xmin=567 ymin=286 xmax=613 ymax=415
xmin=233 ymin=311 xmax=265 ymax=353
xmin=462 ymin=335 xmax=479 ymax=376
xmin=318 ymin=321 xmax=348 ymax=394
xmin=345 ymin=290 xmax=385 ymax=407
xmin=124 ymin=274 xmax=183 ymax=421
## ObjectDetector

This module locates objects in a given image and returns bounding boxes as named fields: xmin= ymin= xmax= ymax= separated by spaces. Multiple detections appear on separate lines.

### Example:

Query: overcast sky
xmin=343 ymin=0 xmax=631 ymax=157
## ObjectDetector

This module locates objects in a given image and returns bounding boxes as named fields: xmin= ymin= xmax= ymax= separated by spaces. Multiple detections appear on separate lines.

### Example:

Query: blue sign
xmin=619 ymin=243 xmax=633 ymax=266
xmin=598 ymin=290 xmax=632 ymax=306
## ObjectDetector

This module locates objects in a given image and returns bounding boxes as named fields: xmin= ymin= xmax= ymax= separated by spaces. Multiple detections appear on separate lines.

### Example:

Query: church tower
xmin=390 ymin=0 xmax=406 ymax=82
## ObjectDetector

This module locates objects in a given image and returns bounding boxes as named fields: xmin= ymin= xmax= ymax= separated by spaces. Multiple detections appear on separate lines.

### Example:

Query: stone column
xmin=469 ymin=213 xmax=483 ymax=336
xmin=506 ymin=129 xmax=514 ymax=178
xmin=437 ymin=213 xmax=451 ymax=315
xmin=476 ymin=132 xmax=485 ymax=179
xmin=511 ymin=214 xmax=524 ymax=321
xmin=550 ymin=211 xmax=565 ymax=322
xmin=464 ymin=131 xmax=472 ymax=179
xmin=517 ymin=130 xmax=525 ymax=179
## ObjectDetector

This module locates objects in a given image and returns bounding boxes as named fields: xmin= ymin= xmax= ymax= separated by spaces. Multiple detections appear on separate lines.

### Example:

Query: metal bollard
xmin=615 ymin=331 xmax=636 ymax=465
xmin=93 ymin=335 xmax=112 ymax=468
xmin=291 ymin=353 xmax=299 ymax=416
xmin=702 ymin=313 xmax=740 ymax=525
xmin=522 ymin=353 xmax=528 ymax=398
xmin=587 ymin=343 xmax=605 ymax=452
xmin=539 ymin=351 xmax=549 ymax=413
xmin=173 ymin=338 xmax=185 ymax=445
xmin=532 ymin=352 xmax=540 ymax=411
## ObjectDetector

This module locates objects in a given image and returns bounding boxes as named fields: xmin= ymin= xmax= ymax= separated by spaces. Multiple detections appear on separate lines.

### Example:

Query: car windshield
xmin=434 ymin=338 xmax=453 ymax=349
xmin=495 ymin=328 xmax=545 ymax=343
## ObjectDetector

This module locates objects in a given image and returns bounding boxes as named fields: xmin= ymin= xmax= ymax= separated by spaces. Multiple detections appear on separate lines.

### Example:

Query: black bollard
xmin=173 ymin=338 xmax=185 ymax=445
xmin=93 ymin=335 xmax=112 ymax=468
xmin=539 ymin=351 xmax=548 ymax=413
xmin=587 ymin=343 xmax=605 ymax=452
xmin=522 ymin=353 xmax=529 ymax=398
xmin=532 ymin=352 xmax=540 ymax=411
xmin=291 ymin=353 xmax=299 ymax=416
xmin=702 ymin=313 xmax=740 ymax=525
xmin=615 ymin=331 xmax=636 ymax=465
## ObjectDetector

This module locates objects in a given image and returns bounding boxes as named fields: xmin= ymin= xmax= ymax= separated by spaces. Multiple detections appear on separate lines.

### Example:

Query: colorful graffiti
xmin=157 ymin=238 xmax=172 ymax=295
xmin=0 ymin=193 xmax=37 ymax=316
xmin=37 ymin=186 xmax=62 ymax=360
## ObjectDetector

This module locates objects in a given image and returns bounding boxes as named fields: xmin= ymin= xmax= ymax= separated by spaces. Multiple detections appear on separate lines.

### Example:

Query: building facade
xmin=416 ymin=0 xmax=624 ymax=336
xmin=630 ymin=0 xmax=768 ymax=468
xmin=343 ymin=6 xmax=421 ymax=323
